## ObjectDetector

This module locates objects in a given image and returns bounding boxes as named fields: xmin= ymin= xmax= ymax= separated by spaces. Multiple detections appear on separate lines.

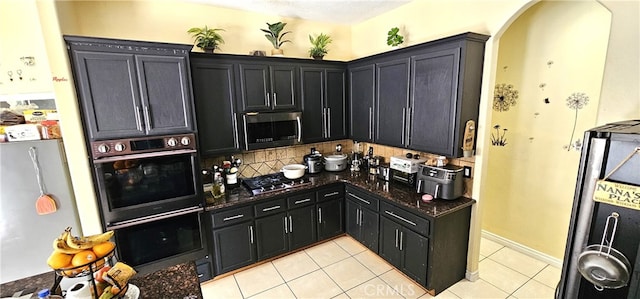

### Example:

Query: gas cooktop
xmin=242 ymin=173 xmax=311 ymax=196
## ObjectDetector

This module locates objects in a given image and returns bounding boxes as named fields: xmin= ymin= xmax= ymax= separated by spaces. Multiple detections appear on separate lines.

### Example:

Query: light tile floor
xmin=201 ymin=236 xmax=560 ymax=299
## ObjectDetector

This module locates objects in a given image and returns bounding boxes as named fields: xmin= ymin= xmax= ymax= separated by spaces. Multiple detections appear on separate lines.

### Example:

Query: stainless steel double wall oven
xmin=90 ymin=134 xmax=208 ymax=274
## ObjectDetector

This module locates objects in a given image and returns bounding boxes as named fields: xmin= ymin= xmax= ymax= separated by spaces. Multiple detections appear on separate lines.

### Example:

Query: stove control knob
xmin=260 ymin=187 xmax=266 ymax=192
xmin=114 ymin=142 xmax=126 ymax=152
xmin=270 ymin=185 xmax=276 ymax=190
xmin=180 ymin=136 xmax=191 ymax=146
xmin=167 ymin=137 xmax=178 ymax=147
xmin=97 ymin=143 xmax=110 ymax=154
xmin=299 ymin=179 xmax=304 ymax=184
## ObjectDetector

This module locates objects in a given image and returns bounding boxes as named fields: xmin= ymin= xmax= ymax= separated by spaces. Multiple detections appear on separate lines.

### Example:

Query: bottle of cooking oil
xmin=212 ymin=170 xmax=225 ymax=199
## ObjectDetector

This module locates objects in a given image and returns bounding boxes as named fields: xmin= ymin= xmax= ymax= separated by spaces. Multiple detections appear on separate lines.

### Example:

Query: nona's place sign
xmin=593 ymin=180 xmax=640 ymax=211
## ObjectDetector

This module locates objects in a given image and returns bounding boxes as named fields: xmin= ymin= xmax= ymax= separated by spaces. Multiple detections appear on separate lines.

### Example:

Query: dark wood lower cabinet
xmin=288 ymin=205 xmax=317 ymax=250
xmin=317 ymin=198 xmax=344 ymax=240
xmin=345 ymin=198 xmax=379 ymax=253
xmin=212 ymin=221 xmax=255 ymax=274
xmin=255 ymin=213 xmax=288 ymax=261
xmin=380 ymin=216 xmax=429 ymax=286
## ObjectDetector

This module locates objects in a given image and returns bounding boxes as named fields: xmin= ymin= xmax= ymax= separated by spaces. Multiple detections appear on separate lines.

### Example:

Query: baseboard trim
xmin=466 ymin=270 xmax=480 ymax=282
xmin=481 ymin=230 xmax=563 ymax=269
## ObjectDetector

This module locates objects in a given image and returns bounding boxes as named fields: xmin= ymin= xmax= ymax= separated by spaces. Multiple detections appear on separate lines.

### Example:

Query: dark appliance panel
xmin=557 ymin=120 xmax=640 ymax=299
xmin=113 ymin=207 xmax=208 ymax=275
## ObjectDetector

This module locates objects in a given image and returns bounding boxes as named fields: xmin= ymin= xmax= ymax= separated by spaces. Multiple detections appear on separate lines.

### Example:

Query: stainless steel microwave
xmin=242 ymin=111 xmax=302 ymax=150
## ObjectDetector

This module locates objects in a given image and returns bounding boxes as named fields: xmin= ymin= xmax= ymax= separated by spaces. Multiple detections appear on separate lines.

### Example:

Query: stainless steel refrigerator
xmin=556 ymin=120 xmax=640 ymax=298
xmin=0 ymin=139 xmax=82 ymax=283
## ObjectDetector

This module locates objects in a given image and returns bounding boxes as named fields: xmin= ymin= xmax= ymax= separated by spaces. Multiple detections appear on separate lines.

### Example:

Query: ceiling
xmin=183 ymin=0 xmax=412 ymax=24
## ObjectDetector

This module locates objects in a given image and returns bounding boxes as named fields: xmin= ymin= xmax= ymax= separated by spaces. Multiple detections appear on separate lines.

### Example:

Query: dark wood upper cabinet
xmin=348 ymin=64 xmax=376 ymax=142
xmin=190 ymin=57 xmax=241 ymax=156
xmin=348 ymin=32 xmax=489 ymax=157
xmin=375 ymin=58 xmax=410 ymax=148
xmin=65 ymin=36 xmax=195 ymax=140
xmin=238 ymin=63 xmax=296 ymax=112
xmin=300 ymin=64 xmax=347 ymax=143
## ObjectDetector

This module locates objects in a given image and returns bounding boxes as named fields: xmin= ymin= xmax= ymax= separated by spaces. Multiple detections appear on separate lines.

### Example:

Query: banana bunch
xmin=52 ymin=227 xmax=114 ymax=254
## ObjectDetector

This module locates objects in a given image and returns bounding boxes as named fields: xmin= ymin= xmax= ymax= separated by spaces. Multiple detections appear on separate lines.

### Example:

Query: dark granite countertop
xmin=1 ymin=262 xmax=201 ymax=299
xmin=205 ymin=170 xmax=475 ymax=218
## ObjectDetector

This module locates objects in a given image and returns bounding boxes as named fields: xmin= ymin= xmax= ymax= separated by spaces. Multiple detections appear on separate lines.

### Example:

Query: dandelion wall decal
xmin=565 ymin=92 xmax=589 ymax=151
xmin=493 ymin=83 xmax=519 ymax=112
xmin=491 ymin=124 xmax=509 ymax=146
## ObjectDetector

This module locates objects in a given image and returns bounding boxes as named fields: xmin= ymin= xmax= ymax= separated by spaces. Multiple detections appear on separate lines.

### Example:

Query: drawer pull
xmin=223 ymin=214 xmax=244 ymax=221
xmin=198 ymin=273 xmax=204 ymax=278
xmin=262 ymin=205 xmax=281 ymax=212
xmin=294 ymin=198 xmax=311 ymax=204
xmin=324 ymin=191 xmax=340 ymax=197
xmin=384 ymin=210 xmax=417 ymax=226
xmin=348 ymin=192 xmax=371 ymax=205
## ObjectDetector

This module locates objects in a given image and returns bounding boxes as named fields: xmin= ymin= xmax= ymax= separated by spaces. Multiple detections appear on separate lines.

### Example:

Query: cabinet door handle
xmin=198 ymin=273 xmax=204 ymax=278
xmin=327 ymin=107 xmax=331 ymax=137
xmin=262 ymin=205 xmax=281 ymax=212
xmin=324 ymin=191 xmax=340 ymax=197
xmin=134 ymin=106 xmax=143 ymax=131
xmin=359 ymin=209 xmax=363 ymax=226
xmin=249 ymin=225 xmax=254 ymax=243
xmin=233 ymin=113 xmax=240 ymax=149
xmin=296 ymin=115 xmax=302 ymax=142
xmin=355 ymin=208 xmax=360 ymax=225
xmin=294 ymin=198 xmax=311 ymax=205
xmin=395 ymin=228 xmax=399 ymax=248
xmin=322 ymin=108 xmax=327 ymax=138
xmin=266 ymin=93 xmax=270 ymax=107
xmin=406 ymin=107 xmax=412 ymax=145
xmin=368 ymin=107 xmax=373 ymax=140
xmin=242 ymin=114 xmax=249 ymax=151
xmin=401 ymin=108 xmax=406 ymax=145
xmin=348 ymin=192 xmax=370 ymax=205
xmin=273 ymin=93 xmax=277 ymax=106
xmin=318 ymin=207 xmax=322 ymax=223
xmin=284 ymin=216 xmax=288 ymax=234
xmin=289 ymin=215 xmax=293 ymax=233
xmin=143 ymin=106 xmax=152 ymax=131
xmin=384 ymin=210 xmax=417 ymax=226
xmin=399 ymin=231 xmax=404 ymax=251
xmin=223 ymin=214 xmax=244 ymax=221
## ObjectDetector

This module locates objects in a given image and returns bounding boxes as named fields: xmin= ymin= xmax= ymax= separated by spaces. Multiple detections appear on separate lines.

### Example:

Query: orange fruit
xmin=71 ymin=250 xmax=97 ymax=267
xmin=47 ymin=251 xmax=73 ymax=269
xmin=92 ymin=241 xmax=115 ymax=258
xmin=59 ymin=263 xmax=85 ymax=277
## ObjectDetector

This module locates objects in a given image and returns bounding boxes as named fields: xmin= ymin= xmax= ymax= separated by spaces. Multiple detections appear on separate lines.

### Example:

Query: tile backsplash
xmin=202 ymin=140 xmax=475 ymax=198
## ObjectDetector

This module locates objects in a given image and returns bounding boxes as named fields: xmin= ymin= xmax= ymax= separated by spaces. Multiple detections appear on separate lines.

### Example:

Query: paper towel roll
xmin=65 ymin=281 xmax=92 ymax=299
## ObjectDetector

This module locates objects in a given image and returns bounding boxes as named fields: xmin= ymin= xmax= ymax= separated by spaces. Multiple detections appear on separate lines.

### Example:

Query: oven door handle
xmin=107 ymin=206 xmax=203 ymax=230
xmin=93 ymin=149 xmax=197 ymax=164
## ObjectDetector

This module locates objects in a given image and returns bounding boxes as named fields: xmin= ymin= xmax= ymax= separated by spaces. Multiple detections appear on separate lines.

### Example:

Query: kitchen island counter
xmin=204 ymin=170 xmax=474 ymax=218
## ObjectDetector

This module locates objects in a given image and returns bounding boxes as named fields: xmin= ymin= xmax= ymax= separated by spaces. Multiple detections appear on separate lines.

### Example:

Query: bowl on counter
xmin=324 ymin=154 xmax=348 ymax=172
xmin=281 ymin=164 xmax=307 ymax=179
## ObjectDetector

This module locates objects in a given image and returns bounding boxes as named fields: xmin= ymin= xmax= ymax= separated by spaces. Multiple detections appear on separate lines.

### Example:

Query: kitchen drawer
xmin=287 ymin=191 xmax=316 ymax=209
xmin=316 ymin=184 xmax=344 ymax=202
xmin=346 ymin=187 xmax=379 ymax=212
xmin=380 ymin=202 xmax=430 ymax=236
xmin=211 ymin=206 xmax=253 ymax=228
xmin=254 ymin=198 xmax=287 ymax=217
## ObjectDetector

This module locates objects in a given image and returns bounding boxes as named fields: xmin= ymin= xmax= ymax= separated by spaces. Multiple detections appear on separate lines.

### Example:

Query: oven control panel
xmin=91 ymin=133 xmax=196 ymax=159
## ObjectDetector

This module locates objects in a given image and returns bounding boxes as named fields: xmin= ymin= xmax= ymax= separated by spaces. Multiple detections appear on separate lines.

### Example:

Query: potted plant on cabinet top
xmin=387 ymin=27 xmax=404 ymax=48
xmin=261 ymin=22 xmax=291 ymax=56
xmin=308 ymin=33 xmax=332 ymax=60
xmin=187 ymin=25 xmax=225 ymax=53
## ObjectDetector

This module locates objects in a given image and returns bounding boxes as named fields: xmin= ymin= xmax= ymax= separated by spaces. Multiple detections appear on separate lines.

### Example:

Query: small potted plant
xmin=261 ymin=22 xmax=292 ymax=56
xmin=387 ymin=27 xmax=404 ymax=48
xmin=187 ymin=25 xmax=225 ymax=53
xmin=308 ymin=33 xmax=332 ymax=60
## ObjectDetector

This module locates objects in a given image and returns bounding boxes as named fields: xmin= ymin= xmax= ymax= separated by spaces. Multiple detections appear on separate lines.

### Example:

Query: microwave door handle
xmin=296 ymin=115 xmax=302 ymax=142
xmin=242 ymin=114 xmax=249 ymax=150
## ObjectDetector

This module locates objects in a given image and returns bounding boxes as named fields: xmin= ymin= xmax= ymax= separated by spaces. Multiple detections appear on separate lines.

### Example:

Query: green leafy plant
xmin=387 ymin=27 xmax=404 ymax=47
xmin=261 ymin=22 xmax=292 ymax=49
xmin=308 ymin=33 xmax=332 ymax=59
xmin=187 ymin=26 xmax=225 ymax=52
